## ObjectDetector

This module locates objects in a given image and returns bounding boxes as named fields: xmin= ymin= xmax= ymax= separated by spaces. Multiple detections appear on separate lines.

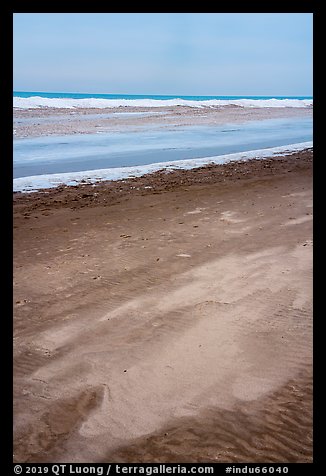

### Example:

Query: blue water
xmin=13 ymin=91 xmax=312 ymax=101
xmin=13 ymin=116 xmax=312 ymax=179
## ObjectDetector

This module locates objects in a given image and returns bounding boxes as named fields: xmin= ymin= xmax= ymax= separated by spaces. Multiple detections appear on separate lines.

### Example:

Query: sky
xmin=13 ymin=13 xmax=313 ymax=96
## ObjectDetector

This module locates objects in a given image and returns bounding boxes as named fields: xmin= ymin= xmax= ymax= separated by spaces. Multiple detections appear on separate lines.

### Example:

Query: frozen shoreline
xmin=13 ymin=104 xmax=313 ymax=193
xmin=13 ymin=141 xmax=313 ymax=193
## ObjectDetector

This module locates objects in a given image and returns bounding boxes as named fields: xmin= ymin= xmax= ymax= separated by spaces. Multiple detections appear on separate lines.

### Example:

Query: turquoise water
xmin=13 ymin=91 xmax=312 ymax=101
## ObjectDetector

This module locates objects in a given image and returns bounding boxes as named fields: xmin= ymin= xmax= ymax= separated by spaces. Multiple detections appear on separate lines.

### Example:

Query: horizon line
xmin=13 ymin=90 xmax=313 ymax=99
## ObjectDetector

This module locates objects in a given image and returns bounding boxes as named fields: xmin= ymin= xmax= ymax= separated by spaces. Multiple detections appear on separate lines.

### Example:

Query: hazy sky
xmin=13 ymin=13 xmax=313 ymax=96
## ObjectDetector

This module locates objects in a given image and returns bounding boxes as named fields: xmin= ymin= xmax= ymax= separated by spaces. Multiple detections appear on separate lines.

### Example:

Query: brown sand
xmin=13 ymin=150 xmax=313 ymax=463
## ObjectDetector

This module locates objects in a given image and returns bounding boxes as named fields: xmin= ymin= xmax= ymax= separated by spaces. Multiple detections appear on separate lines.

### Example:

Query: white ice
xmin=13 ymin=141 xmax=313 ymax=193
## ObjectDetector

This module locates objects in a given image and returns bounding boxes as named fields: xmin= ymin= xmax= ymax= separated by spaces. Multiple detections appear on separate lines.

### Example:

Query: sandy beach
xmin=13 ymin=147 xmax=313 ymax=463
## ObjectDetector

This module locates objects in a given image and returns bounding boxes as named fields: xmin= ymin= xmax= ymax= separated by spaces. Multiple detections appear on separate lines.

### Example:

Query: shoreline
xmin=13 ymin=142 xmax=313 ymax=193
xmin=13 ymin=149 xmax=312 ymax=207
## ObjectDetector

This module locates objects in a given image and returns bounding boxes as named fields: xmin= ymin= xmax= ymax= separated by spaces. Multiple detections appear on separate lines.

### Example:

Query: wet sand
xmin=13 ymin=150 xmax=313 ymax=463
